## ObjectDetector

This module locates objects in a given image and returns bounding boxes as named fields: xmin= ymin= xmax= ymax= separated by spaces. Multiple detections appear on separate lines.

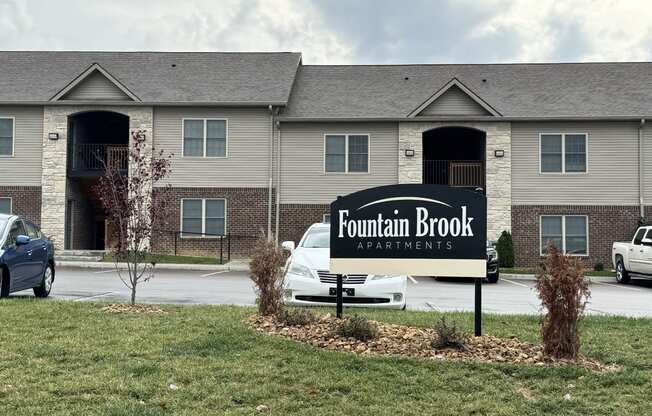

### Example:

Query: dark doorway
xmin=422 ymin=127 xmax=486 ymax=191
xmin=65 ymin=111 xmax=129 ymax=250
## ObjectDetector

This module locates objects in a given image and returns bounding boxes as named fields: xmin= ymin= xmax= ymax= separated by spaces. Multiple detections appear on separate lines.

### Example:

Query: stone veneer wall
xmin=0 ymin=186 xmax=42 ymax=224
xmin=41 ymin=106 xmax=153 ymax=250
xmin=398 ymin=121 xmax=512 ymax=240
xmin=512 ymin=205 xmax=652 ymax=267
xmin=151 ymin=187 xmax=271 ymax=259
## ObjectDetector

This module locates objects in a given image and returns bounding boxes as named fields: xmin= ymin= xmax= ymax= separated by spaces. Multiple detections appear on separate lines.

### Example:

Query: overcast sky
xmin=1 ymin=0 xmax=651 ymax=64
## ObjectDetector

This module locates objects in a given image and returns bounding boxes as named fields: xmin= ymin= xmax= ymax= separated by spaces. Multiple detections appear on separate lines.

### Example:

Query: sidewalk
xmin=56 ymin=259 xmax=251 ymax=272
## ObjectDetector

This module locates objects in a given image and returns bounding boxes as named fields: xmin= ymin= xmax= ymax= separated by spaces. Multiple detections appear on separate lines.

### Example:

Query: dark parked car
xmin=0 ymin=214 xmax=55 ymax=298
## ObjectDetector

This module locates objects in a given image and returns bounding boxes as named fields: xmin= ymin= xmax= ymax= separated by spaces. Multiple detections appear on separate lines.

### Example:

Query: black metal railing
xmin=168 ymin=231 xmax=258 ymax=264
xmin=70 ymin=144 xmax=128 ymax=172
xmin=423 ymin=159 xmax=484 ymax=189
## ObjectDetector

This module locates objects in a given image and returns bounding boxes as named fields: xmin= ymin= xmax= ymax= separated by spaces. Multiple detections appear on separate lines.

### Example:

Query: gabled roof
xmin=407 ymin=78 xmax=500 ymax=117
xmin=51 ymin=63 xmax=140 ymax=101
xmin=0 ymin=51 xmax=302 ymax=105
xmin=283 ymin=62 xmax=652 ymax=119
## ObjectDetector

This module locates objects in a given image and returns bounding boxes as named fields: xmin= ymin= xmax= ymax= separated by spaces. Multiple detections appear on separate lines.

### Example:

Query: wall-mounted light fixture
xmin=404 ymin=149 xmax=415 ymax=157
xmin=494 ymin=149 xmax=505 ymax=158
xmin=48 ymin=133 xmax=59 ymax=140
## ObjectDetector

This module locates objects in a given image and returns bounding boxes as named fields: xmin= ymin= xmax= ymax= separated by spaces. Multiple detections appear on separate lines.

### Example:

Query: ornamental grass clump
xmin=276 ymin=307 xmax=317 ymax=327
xmin=431 ymin=317 xmax=467 ymax=350
xmin=535 ymin=243 xmax=591 ymax=359
xmin=249 ymin=235 xmax=286 ymax=316
xmin=336 ymin=315 xmax=378 ymax=341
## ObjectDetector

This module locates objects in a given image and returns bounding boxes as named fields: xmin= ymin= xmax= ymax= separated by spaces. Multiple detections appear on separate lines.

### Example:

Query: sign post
xmin=329 ymin=184 xmax=487 ymax=333
xmin=336 ymin=274 xmax=343 ymax=318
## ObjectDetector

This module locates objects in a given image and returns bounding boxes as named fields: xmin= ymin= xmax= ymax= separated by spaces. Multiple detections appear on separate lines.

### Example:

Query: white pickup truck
xmin=612 ymin=225 xmax=652 ymax=283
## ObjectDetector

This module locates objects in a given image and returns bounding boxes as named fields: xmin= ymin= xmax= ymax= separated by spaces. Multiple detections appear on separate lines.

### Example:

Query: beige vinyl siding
xmin=0 ymin=106 xmax=43 ymax=185
xmin=512 ymin=121 xmax=639 ymax=205
xmin=61 ymin=70 xmax=132 ymax=101
xmin=418 ymin=86 xmax=490 ymax=116
xmin=154 ymin=107 xmax=271 ymax=187
xmin=280 ymin=122 xmax=398 ymax=204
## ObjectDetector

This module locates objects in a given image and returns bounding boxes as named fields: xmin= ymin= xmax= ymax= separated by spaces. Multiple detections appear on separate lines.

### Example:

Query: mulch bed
xmin=250 ymin=314 xmax=619 ymax=373
xmin=100 ymin=304 xmax=166 ymax=314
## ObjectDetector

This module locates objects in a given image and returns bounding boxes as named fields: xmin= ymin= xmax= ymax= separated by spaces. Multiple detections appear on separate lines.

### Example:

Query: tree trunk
xmin=130 ymin=285 xmax=137 ymax=305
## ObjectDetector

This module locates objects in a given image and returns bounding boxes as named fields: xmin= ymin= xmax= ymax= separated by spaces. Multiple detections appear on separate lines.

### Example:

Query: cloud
xmin=0 ymin=0 xmax=651 ymax=64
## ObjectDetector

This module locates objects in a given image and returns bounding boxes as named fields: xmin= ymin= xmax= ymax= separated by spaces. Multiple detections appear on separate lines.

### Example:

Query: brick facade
xmin=278 ymin=203 xmax=330 ymax=245
xmin=151 ymin=187 xmax=270 ymax=259
xmin=512 ymin=205 xmax=652 ymax=268
xmin=0 ymin=186 xmax=42 ymax=225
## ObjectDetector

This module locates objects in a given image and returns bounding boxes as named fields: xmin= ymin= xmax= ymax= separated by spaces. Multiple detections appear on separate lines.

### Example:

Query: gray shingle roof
xmin=283 ymin=63 xmax=652 ymax=118
xmin=0 ymin=51 xmax=301 ymax=104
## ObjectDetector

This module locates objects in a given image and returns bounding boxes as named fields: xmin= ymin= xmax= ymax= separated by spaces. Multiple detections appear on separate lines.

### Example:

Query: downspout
xmin=274 ymin=119 xmax=281 ymax=243
xmin=639 ymin=118 xmax=646 ymax=220
xmin=267 ymin=105 xmax=274 ymax=240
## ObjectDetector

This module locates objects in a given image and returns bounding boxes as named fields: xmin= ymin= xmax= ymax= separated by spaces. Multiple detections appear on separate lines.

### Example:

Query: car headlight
xmin=487 ymin=249 xmax=498 ymax=262
xmin=288 ymin=262 xmax=314 ymax=279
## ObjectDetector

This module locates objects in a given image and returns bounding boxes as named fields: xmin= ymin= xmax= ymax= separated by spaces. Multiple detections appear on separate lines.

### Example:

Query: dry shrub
xmin=535 ymin=243 xmax=591 ymax=359
xmin=431 ymin=317 xmax=467 ymax=350
xmin=276 ymin=308 xmax=317 ymax=326
xmin=249 ymin=234 xmax=286 ymax=316
xmin=336 ymin=315 xmax=378 ymax=341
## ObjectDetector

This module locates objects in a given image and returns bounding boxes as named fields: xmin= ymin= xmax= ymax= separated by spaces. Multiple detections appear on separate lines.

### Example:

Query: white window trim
xmin=180 ymin=198 xmax=227 ymax=239
xmin=538 ymin=132 xmax=588 ymax=175
xmin=0 ymin=197 xmax=12 ymax=214
xmin=323 ymin=133 xmax=371 ymax=174
xmin=181 ymin=118 xmax=229 ymax=158
xmin=322 ymin=213 xmax=331 ymax=223
xmin=539 ymin=215 xmax=589 ymax=257
xmin=0 ymin=117 xmax=15 ymax=158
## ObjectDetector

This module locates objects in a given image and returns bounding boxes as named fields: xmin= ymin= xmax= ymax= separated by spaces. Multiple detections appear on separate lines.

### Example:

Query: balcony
xmin=423 ymin=160 xmax=484 ymax=190
xmin=68 ymin=144 xmax=128 ymax=177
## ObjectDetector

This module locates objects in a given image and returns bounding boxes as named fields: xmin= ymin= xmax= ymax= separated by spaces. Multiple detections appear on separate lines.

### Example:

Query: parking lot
xmin=8 ymin=267 xmax=651 ymax=317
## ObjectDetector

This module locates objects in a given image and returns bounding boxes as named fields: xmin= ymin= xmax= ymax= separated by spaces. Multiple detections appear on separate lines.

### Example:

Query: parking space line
xmin=201 ymin=270 xmax=229 ymax=278
xmin=501 ymin=278 xmax=530 ymax=288
xmin=93 ymin=269 xmax=115 ymax=274
xmin=73 ymin=292 xmax=114 ymax=302
xmin=408 ymin=276 xmax=418 ymax=284
xmin=425 ymin=301 xmax=438 ymax=311
xmin=591 ymin=280 xmax=642 ymax=292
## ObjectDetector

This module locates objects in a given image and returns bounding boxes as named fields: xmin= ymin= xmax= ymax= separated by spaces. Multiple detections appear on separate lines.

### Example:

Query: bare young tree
xmin=94 ymin=129 xmax=173 ymax=305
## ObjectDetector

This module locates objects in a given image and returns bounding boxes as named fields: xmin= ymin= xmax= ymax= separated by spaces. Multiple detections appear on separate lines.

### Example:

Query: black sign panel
xmin=329 ymin=184 xmax=487 ymax=276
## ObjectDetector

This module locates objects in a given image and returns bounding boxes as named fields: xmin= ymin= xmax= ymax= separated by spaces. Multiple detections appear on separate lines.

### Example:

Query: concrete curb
xmin=57 ymin=261 xmax=250 ymax=272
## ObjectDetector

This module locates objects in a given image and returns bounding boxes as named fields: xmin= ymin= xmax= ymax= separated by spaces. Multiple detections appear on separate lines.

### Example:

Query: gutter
xmin=276 ymin=115 xmax=652 ymax=123
xmin=267 ymin=105 xmax=274 ymax=240
xmin=640 ymin=118 xmax=646 ymax=219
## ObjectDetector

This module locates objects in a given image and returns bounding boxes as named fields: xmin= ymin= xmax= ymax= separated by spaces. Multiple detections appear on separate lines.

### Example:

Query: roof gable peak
xmin=50 ymin=63 xmax=140 ymax=102
xmin=407 ymin=77 xmax=501 ymax=117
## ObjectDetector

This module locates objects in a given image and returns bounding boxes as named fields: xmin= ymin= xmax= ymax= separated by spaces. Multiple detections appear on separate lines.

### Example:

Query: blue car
xmin=0 ymin=213 xmax=55 ymax=298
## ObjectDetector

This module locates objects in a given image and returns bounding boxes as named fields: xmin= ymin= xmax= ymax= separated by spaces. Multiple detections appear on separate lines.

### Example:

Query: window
xmin=181 ymin=199 xmax=226 ymax=237
xmin=5 ymin=220 xmax=25 ymax=248
xmin=183 ymin=119 xmax=227 ymax=157
xmin=0 ymin=118 xmax=13 ymax=156
xmin=24 ymin=220 xmax=39 ymax=240
xmin=0 ymin=197 xmax=10 ymax=214
xmin=325 ymin=134 xmax=369 ymax=173
xmin=633 ymin=228 xmax=646 ymax=245
xmin=540 ymin=133 xmax=587 ymax=173
xmin=540 ymin=215 xmax=588 ymax=255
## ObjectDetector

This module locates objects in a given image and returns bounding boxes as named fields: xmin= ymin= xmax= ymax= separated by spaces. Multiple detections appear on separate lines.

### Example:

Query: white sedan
xmin=281 ymin=223 xmax=407 ymax=309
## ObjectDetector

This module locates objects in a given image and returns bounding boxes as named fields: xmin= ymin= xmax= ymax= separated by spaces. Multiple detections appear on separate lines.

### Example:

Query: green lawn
xmin=0 ymin=301 xmax=650 ymax=415
xmin=102 ymin=252 xmax=223 ymax=265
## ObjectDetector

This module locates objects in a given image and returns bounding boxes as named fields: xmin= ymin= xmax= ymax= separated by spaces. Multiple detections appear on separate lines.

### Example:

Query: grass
xmin=0 ymin=301 xmax=650 ymax=415
xmin=101 ymin=252 xmax=223 ymax=265
xmin=502 ymin=267 xmax=616 ymax=277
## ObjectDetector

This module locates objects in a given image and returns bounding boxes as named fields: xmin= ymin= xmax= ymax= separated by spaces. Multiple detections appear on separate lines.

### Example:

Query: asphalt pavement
xmin=8 ymin=267 xmax=652 ymax=317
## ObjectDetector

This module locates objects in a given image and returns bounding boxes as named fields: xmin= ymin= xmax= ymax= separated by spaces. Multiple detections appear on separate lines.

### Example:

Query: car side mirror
xmin=281 ymin=241 xmax=295 ymax=252
xmin=642 ymin=238 xmax=652 ymax=247
xmin=15 ymin=235 xmax=30 ymax=245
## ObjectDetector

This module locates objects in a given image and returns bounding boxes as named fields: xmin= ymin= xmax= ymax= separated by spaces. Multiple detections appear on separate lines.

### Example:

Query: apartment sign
xmin=330 ymin=184 xmax=487 ymax=277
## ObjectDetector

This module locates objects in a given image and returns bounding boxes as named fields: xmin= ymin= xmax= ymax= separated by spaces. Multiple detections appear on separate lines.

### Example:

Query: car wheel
xmin=0 ymin=267 xmax=9 ymax=298
xmin=34 ymin=264 xmax=53 ymax=298
xmin=486 ymin=273 xmax=499 ymax=284
xmin=615 ymin=259 xmax=630 ymax=284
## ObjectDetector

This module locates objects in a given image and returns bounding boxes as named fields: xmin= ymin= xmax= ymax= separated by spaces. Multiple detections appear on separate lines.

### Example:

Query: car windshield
xmin=301 ymin=228 xmax=330 ymax=248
